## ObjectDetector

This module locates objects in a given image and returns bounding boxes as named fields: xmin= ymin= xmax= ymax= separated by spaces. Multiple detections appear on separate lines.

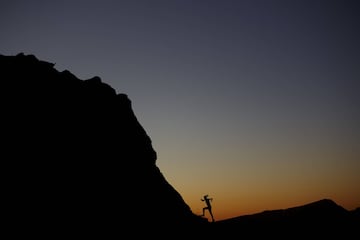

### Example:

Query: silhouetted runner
xmin=201 ymin=194 xmax=215 ymax=222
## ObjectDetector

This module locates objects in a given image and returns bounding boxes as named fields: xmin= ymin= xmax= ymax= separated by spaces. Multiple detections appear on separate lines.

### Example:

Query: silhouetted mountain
xmin=1 ymin=53 xmax=206 ymax=237
xmin=212 ymin=199 xmax=359 ymax=238
xmin=2 ymin=53 xmax=358 ymax=238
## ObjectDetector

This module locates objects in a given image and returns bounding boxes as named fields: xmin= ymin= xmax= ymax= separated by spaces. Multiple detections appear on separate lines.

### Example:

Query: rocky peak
xmin=1 ymin=53 xmax=205 ymax=237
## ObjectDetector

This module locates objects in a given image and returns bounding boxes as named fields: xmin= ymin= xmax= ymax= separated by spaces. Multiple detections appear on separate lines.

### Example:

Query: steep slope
xmin=1 ymin=53 xmax=205 ymax=237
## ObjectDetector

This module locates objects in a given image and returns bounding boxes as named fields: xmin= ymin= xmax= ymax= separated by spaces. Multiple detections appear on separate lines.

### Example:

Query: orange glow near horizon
xmin=180 ymin=182 xmax=360 ymax=221
xmin=158 ymin=139 xmax=360 ymax=221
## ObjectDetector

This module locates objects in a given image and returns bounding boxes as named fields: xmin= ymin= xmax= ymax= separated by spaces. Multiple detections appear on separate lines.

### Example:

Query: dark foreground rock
xmin=1 ymin=53 xmax=206 ymax=237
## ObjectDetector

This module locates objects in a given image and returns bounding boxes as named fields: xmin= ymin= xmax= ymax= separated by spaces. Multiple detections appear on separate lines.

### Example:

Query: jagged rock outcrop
xmin=1 ymin=53 xmax=205 ymax=237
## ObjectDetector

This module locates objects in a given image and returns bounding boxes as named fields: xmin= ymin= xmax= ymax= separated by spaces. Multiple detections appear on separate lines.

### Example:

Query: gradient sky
xmin=1 ymin=0 xmax=359 ymax=221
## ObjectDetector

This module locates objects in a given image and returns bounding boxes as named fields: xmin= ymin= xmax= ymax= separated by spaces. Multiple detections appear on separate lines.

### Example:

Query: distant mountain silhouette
xmin=212 ymin=199 xmax=359 ymax=238
xmin=2 ymin=53 xmax=358 ymax=238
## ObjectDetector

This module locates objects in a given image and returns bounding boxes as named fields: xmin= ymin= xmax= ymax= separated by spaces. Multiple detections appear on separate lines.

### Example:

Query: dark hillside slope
xmin=1 ymin=53 xmax=205 ymax=237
